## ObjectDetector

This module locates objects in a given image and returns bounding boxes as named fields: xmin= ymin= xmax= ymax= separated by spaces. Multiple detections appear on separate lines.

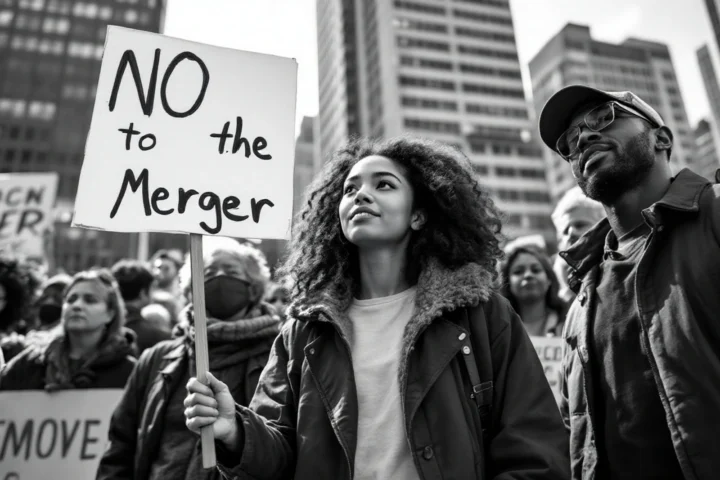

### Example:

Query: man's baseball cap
xmin=538 ymin=85 xmax=665 ymax=153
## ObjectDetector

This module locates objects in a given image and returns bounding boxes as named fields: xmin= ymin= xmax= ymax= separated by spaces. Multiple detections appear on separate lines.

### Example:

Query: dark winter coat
xmin=0 ymin=328 xmax=137 ymax=390
xmin=559 ymin=169 xmax=720 ymax=480
xmin=216 ymin=259 xmax=570 ymax=479
xmin=96 ymin=334 xmax=273 ymax=480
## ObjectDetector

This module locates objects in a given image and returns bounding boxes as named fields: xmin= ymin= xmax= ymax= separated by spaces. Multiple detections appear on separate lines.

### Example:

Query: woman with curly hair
xmin=501 ymin=245 xmax=567 ymax=337
xmin=184 ymin=137 xmax=569 ymax=479
xmin=0 ymin=268 xmax=137 ymax=390
xmin=0 ymin=253 xmax=41 ymax=362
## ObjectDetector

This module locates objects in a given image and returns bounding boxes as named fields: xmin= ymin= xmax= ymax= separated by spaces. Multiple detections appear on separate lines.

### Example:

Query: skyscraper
xmin=704 ymin=0 xmax=720 ymax=58
xmin=694 ymin=118 xmax=720 ymax=181
xmin=0 ymin=0 xmax=168 ymax=272
xmin=293 ymin=115 xmax=318 ymax=217
xmin=316 ymin=0 xmax=554 ymax=242
xmin=529 ymin=24 xmax=696 ymax=201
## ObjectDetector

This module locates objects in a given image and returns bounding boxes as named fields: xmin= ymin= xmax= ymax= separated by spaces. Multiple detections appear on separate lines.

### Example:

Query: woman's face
xmin=339 ymin=155 xmax=422 ymax=248
xmin=62 ymin=281 xmax=115 ymax=333
xmin=203 ymin=251 xmax=254 ymax=319
xmin=508 ymin=253 xmax=550 ymax=304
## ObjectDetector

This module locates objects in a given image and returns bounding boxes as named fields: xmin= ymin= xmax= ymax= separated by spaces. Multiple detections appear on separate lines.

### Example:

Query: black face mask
xmin=204 ymin=275 xmax=252 ymax=320
xmin=38 ymin=304 xmax=62 ymax=326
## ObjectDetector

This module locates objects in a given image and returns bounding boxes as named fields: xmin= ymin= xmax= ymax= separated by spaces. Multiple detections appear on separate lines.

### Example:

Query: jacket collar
xmin=560 ymin=168 xmax=710 ymax=291
xmin=287 ymin=257 xmax=495 ymax=347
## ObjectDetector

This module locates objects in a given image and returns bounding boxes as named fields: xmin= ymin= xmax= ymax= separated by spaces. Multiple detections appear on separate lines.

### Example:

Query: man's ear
xmin=410 ymin=209 xmax=426 ymax=231
xmin=655 ymin=126 xmax=673 ymax=159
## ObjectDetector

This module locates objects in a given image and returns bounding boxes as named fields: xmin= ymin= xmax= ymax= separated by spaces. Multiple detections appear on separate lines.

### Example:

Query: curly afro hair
xmin=0 ymin=253 xmax=42 ymax=332
xmin=279 ymin=136 xmax=504 ymax=301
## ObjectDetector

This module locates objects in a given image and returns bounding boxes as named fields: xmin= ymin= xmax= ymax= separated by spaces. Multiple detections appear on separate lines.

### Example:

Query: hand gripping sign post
xmin=72 ymin=27 xmax=297 ymax=467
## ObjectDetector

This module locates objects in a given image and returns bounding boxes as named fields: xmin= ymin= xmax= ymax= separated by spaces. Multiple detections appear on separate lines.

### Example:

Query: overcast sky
xmin=163 ymin=0 xmax=718 ymax=135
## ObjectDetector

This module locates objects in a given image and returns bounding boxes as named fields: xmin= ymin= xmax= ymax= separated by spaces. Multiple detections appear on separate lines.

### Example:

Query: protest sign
xmin=530 ymin=336 xmax=564 ymax=406
xmin=0 ymin=173 xmax=58 ymax=258
xmin=72 ymin=26 xmax=298 ymax=240
xmin=0 ymin=389 xmax=123 ymax=480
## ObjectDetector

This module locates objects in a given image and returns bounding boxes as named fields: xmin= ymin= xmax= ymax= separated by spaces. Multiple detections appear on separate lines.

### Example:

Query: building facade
xmin=529 ymin=24 xmax=696 ymax=201
xmin=316 ymin=0 xmax=555 ymax=242
xmin=293 ymin=115 xmax=319 ymax=218
xmin=0 ymin=0 xmax=173 ymax=272
xmin=694 ymin=118 xmax=720 ymax=181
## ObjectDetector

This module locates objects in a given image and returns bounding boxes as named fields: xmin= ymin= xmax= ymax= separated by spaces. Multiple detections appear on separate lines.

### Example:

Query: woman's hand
xmin=184 ymin=372 xmax=239 ymax=447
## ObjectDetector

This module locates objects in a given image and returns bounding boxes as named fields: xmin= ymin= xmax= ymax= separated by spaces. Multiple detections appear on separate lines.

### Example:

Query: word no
xmin=0 ymin=418 xmax=102 ymax=461
xmin=109 ymin=168 xmax=274 ymax=235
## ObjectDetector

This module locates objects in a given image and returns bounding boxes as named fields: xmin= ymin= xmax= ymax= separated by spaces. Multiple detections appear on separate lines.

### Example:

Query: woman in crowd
xmin=0 ymin=253 xmax=42 ymax=362
xmin=501 ymin=245 xmax=567 ymax=337
xmin=184 ymin=137 xmax=569 ymax=479
xmin=96 ymin=238 xmax=281 ymax=480
xmin=264 ymin=280 xmax=290 ymax=322
xmin=0 ymin=268 xmax=136 ymax=390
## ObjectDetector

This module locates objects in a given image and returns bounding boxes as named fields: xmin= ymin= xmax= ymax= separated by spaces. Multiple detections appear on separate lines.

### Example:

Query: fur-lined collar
xmin=287 ymin=258 xmax=494 ymax=351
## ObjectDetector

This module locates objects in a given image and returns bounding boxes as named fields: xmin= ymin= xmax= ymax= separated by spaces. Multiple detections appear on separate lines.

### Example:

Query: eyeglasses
xmin=556 ymin=101 xmax=653 ymax=160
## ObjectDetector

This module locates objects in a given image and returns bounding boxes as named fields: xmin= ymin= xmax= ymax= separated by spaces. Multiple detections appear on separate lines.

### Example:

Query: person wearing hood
xmin=184 ymin=137 xmax=569 ymax=479
xmin=96 ymin=237 xmax=281 ymax=480
xmin=0 ymin=268 xmax=137 ymax=391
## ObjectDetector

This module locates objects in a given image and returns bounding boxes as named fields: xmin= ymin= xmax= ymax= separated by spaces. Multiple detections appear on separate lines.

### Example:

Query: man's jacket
xmin=216 ymin=259 xmax=570 ymax=479
xmin=559 ymin=169 xmax=720 ymax=480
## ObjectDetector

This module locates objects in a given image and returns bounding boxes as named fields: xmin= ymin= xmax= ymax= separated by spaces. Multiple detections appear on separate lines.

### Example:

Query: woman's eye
xmin=377 ymin=180 xmax=393 ymax=189
xmin=343 ymin=184 xmax=355 ymax=194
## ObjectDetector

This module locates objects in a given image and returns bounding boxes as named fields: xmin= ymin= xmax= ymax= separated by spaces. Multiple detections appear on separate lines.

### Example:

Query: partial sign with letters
xmin=0 ymin=173 xmax=58 ymax=258
xmin=0 ymin=389 xmax=123 ymax=480
xmin=72 ymin=26 xmax=298 ymax=239
xmin=530 ymin=336 xmax=564 ymax=405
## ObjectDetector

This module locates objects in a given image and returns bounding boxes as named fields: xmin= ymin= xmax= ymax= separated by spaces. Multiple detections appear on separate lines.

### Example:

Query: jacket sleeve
xmin=217 ymin=324 xmax=297 ymax=480
xmin=485 ymin=295 xmax=570 ymax=480
xmin=95 ymin=349 xmax=150 ymax=479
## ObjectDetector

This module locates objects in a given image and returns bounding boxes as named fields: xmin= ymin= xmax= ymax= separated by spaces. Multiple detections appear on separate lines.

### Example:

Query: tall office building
xmin=293 ymin=115 xmax=319 ymax=217
xmin=0 ymin=0 xmax=168 ymax=272
xmin=694 ymin=118 xmax=720 ymax=181
xmin=696 ymin=44 xmax=720 ymax=176
xmin=529 ymin=24 xmax=696 ymax=201
xmin=316 ymin=0 xmax=554 ymax=242
xmin=705 ymin=0 xmax=720 ymax=57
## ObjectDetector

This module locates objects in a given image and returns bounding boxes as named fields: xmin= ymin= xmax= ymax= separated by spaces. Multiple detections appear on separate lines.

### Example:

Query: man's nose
xmin=576 ymin=127 xmax=603 ymax=153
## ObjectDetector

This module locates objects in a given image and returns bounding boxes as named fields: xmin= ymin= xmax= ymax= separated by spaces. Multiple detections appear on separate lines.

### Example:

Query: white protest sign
xmin=0 ymin=173 xmax=58 ymax=257
xmin=72 ymin=26 xmax=298 ymax=239
xmin=530 ymin=336 xmax=564 ymax=405
xmin=0 ymin=389 xmax=123 ymax=480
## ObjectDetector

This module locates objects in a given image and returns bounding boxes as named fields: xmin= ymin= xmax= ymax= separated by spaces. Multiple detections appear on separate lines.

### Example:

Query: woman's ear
xmin=410 ymin=209 xmax=426 ymax=231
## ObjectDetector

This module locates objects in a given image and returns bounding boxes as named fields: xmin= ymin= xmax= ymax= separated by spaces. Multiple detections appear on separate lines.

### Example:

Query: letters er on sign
xmin=72 ymin=26 xmax=298 ymax=240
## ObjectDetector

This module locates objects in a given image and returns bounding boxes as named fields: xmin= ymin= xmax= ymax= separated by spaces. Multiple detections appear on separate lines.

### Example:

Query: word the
xmin=0 ymin=418 xmax=102 ymax=461
xmin=210 ymin=116 xmax=272 ymax=159
xmin=109 ymin=168 xmax=274 ymax=234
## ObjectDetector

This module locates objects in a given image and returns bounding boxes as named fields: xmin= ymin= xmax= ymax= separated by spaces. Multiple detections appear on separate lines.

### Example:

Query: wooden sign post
xmin=189 ymin=234 xmax=215 ymax=466
xmin=71 ymin=27 xmax=297 ymax=468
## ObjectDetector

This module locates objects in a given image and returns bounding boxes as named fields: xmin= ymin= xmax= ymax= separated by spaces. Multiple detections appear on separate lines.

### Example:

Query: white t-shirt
xmin=348 ymin=287 xmax=421 ymax=480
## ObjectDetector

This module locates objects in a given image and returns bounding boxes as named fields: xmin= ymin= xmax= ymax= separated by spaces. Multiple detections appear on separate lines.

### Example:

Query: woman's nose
xmin=354 ymin=186 xmax=372 ymax=204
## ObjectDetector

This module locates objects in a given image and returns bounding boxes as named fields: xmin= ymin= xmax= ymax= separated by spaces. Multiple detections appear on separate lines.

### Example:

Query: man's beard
xmin=575 ymin=131 xmax=655 ymax=204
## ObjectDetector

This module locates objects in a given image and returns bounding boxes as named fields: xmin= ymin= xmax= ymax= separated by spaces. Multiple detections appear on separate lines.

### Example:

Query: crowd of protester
xmin=1 ymin=83 xmax=719 ymax=479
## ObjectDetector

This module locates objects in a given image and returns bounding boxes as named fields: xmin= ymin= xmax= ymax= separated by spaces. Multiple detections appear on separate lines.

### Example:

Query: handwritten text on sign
xmin=0 ymin=173 xmax=58 ymax=258
xmin=0 ymin=389 xmax=123 ymax=480
xmin=72 ymin=27 xmax=298 ymax=239
xmin=530 ymin=336 xmax=564 ymax=406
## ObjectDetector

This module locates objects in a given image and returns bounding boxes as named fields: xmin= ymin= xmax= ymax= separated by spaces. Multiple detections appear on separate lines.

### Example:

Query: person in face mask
xmin=34 ymin=274 xmax=73 ymax=331
xmin=97 ymin=237 xmax=281 ymax=480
